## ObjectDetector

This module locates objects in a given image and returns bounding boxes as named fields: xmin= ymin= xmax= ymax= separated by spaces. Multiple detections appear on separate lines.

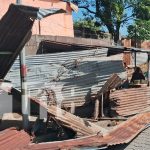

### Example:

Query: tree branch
xmin=122 ymin=15 xmax=135 ymax=23
xmin=79 ymin=6 xmax=96 ymax=14
xmin=124 ymin=4 xmax=133 ymax=10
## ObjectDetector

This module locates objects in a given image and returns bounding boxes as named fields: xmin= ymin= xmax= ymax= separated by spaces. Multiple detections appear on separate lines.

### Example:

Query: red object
xmin=21 ymin=65 xmax=27 ymax=77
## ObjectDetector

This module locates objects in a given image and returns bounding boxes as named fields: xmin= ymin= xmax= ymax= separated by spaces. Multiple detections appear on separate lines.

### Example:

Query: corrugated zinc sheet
xmin=24 ymin=112 xmax=150 ymax=149
xmin=110 ymin=87 xmax=150 ymax=116
xmin=0 ymin=4 xmax=65 ymax=79
xmin=6 ymin=52 xmax=126 ymax=106
xmin=108 ymin=127 xmax=150 ymax=150
xmin=0 ymin=4 xmax=35 ymax=79
xmin=0 ymin=128 xmax=30 ymax=150
xmin=10 ymin=48 xmax=108 ymax=69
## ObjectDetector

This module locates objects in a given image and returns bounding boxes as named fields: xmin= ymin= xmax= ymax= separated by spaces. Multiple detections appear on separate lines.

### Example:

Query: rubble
xmin=0 ymin=3 xmax=150 ymax=150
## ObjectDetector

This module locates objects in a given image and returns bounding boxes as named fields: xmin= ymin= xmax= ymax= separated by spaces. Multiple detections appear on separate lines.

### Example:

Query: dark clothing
xmin=131 ymin=72 xmax=145 ymax=83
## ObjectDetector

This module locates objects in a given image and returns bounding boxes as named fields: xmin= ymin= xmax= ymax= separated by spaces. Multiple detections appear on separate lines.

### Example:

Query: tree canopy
xmin=74 ymin=18 xmax=100 ymax=32
xmin=74 ymin=18 xmax=108 ymax=38
xmin=72 ymin=0 xmax=150 ymax=43
xmin=134 ymin=0 xmax=150 ymax=20
xmin=72 ymin=0 xmax=137 ymax=43
xmin=127 ymin=0 xmax=150 ymax=41
xmin=128 ymin=20 xmax=150 ymax=41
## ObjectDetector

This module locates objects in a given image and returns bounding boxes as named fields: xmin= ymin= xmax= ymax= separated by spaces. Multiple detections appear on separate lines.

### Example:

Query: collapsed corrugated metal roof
xmin=0 ymin=127 xmax=30 ymax=150
xmin=24 ymin=112 xmax=150 ymax=149
xmin=110 ymin=87 xmax=150 ymax=116
xmin=107 ymin=127 xmax=150 ymax=150
xmin=0 ymin=4 xmax=65 ymax=79
xmin=6 ymin=52 xmax=126 ymax=106
xmin=1 ymin=96 xmax=150 ymax=150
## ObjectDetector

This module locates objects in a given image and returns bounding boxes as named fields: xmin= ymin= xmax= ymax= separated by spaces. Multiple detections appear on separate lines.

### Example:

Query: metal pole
xmin=134 ymin=25 xmax=137 ymax=70
xmin=135 ymin=25 xmax=137 ymax=48
xmin=101 ymin=93 xmax=104 ymax=117
xmin=16 ymin=0 xmax=29 ymax=130
xmin=134 ymin=52 xmax=136 ymax=69
xmin=148 ymin=53 xmax=150 ymax=86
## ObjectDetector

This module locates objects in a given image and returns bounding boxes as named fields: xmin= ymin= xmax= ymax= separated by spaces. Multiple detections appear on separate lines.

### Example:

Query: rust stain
xmin=110 ymin=87 xmax=150 ymax=116
xmin=24 ymin=98 xmax=150 ymax=150
xmin=1 ymin=97 xmax=150 ymax=150
xmin=0 ymin=128 xmax=31 ymax=150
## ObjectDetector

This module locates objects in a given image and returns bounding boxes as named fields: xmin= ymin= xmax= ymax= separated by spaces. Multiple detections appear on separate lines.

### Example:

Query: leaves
xmin=128 ymin=20 xmax=150 ymax=40
xmin=72 ymin=0 xmax=135 ymax=42
xmin=134 ymin=0 xmax=150 ymax=20
xmin=74 ymin=18 xmax=100 ymax=32
xmin=72 ymin=0 xmax=150 ymax=43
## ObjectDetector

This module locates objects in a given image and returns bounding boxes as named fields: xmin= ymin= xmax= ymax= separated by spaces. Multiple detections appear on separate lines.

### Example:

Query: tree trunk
xmin=114 ymin=23 xmax=120 ymax=44
xmin=106 ymin=25 xmax=114 ymax=41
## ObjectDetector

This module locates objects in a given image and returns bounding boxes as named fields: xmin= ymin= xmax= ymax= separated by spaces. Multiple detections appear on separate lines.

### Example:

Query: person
xmin=130 ymin=67 xmax=145 ymax=83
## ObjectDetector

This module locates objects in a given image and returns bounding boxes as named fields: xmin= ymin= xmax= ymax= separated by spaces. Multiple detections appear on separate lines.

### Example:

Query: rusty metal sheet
xmin=98 ymin=74 xmax=122 ymax=95
xmin=1 ymin=89 xmax=150 ymax=149
xmin=0 ymin=4 xmax=65 ymax=79
xmin=110 ymin=87 xmax=150 ymax=116
xmin=6 ymin=54 xmax=126 ymax=108
xmin=25 ymin=112 xmax=150 ymax=150
xmin=0 ymin=128 xmax=30 ymax=150
xmin=0 ymin=4 xmax=35 ymax=79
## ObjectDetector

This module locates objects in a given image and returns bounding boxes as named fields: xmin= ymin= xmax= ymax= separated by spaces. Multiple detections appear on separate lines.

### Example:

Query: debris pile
xmin=0 ymin=3 xmax=150 ymax=150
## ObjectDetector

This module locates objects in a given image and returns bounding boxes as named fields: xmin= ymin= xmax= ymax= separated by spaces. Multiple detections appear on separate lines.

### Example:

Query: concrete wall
xmin=122 ymin=39 xmax=150 ymax=67
xmin=122 ymin=38 xmax=150 ymax=50
xmin=0 ymin=92 xmax=12 ymax=115
xmin=0 ymin=0 xmax=74 ymax=37
xmin=24 ymin=35 xmax=112 ymax=55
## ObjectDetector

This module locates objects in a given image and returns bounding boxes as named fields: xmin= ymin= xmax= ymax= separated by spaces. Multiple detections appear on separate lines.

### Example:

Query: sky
xmin=72 ymin=7 xmax=134 ymax=36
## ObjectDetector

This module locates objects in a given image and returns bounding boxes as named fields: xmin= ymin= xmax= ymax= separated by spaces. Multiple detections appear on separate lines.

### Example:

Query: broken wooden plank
xmin=30 ymin=97 xmax=108 ymax=136
xmin=98 ymin=74 xmax=122 ymax=96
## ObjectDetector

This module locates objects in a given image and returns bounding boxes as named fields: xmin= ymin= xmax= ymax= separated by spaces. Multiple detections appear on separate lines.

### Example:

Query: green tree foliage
xmin=128 ymin=20 xmax=150 ymax=40
xmin=74 ymin=18 xmax=100 ymax=32
xmin=128 ymin=0 xmax=150 ymax=41
xmin=72 ymin=0 xmax=136 ymax=43
xmin=74 ymin=18 xmax=108 ymax=38
xmin=134 ymin=0 xmax=150 ymax=20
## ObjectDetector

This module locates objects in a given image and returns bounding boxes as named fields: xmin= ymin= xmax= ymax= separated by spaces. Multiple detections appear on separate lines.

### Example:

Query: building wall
xmin=122 ymin=38 xmax=150 ymax=50
xmin=122 ymin=38 xmax=150 ymax=67
xmin=141 ymin=41 xmax=150 ymax=49
xmin=0 ymin=92 xmax=12 ymax=115
xmin=0 ymin=0 xmax=74 ymax=37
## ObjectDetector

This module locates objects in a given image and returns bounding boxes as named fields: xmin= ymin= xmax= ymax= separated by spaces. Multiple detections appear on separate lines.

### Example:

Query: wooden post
xmin=94 ymin=99 xmax=99 ymax=120
xmin=134 ymin=52 xmax=136 ymax=69
xmin=101 ymin=93 xmax=104 ymax=117
xmin=148 ymin=53 xmax=150 ymax=86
